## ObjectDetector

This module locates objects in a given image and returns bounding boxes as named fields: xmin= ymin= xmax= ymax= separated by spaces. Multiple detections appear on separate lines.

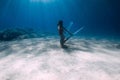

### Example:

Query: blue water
xmin=0 ymin=0 xmax=120 ymax=40
xmin=0 ymin=1 xmax=120 ymax=79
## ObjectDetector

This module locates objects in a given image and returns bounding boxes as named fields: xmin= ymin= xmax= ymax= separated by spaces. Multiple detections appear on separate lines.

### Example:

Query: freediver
xmin=57 ymin=20 xmax=72 ymax=48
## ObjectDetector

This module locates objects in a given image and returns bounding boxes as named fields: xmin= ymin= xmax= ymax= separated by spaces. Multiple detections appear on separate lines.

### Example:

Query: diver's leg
xmin=60 ymin=35 xmax=65 ymax=47
xmin=60 ymin=39 xmax=64 ymax=47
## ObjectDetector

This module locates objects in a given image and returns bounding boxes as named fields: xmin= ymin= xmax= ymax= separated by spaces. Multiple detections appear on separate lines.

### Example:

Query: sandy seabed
xmin=0 ymin=37 xmax=120 ymax=80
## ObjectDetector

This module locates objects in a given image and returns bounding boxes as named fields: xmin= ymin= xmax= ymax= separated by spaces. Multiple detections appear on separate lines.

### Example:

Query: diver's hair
xmin=57 ymin=20 xmax=63 ymax=26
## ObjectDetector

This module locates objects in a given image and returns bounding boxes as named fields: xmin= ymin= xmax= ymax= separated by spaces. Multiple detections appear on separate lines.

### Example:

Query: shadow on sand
xmin=62 ymin=41 xmax=94 ymax=53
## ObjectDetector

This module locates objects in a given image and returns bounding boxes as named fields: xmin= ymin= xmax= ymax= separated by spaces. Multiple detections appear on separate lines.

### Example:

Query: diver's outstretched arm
xmin=63 ymin=27 xmax=73 ymax=36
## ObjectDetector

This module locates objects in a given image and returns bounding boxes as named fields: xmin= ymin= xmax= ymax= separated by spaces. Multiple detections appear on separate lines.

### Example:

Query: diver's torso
xmin=58 ymin=25 xmax=63 ymax=35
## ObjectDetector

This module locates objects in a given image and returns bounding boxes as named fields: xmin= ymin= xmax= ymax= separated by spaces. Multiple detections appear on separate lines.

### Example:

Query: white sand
xmin=0 ymin=37 xmax=120 ymax=80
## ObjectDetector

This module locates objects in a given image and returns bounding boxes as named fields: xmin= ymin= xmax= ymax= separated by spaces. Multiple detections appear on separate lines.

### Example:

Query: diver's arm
xmin=63 ymin=27 xmax=73 ymax=35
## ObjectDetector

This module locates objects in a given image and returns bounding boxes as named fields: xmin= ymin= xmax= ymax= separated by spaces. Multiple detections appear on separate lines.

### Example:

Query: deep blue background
xmin=0 ymin=0 xmax=120 ymax=38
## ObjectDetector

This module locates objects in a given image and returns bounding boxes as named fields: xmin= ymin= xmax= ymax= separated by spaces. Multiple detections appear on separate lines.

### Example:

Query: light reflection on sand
xmin=0 ymin=37 xmax=120 ymax=80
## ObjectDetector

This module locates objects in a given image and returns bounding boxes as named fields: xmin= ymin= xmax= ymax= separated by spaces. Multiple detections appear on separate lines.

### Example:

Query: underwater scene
xmin=0 ymin=0 xmax=120 ymax=80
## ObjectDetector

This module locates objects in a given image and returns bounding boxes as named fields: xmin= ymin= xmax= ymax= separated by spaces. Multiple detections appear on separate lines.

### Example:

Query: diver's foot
xmin=61 ymin=45 xmax=68 ymax=48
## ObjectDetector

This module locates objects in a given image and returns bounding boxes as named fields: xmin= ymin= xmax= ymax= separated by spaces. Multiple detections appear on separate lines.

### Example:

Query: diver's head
xmin=58 ymin=20 xmax=63 ymax=26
